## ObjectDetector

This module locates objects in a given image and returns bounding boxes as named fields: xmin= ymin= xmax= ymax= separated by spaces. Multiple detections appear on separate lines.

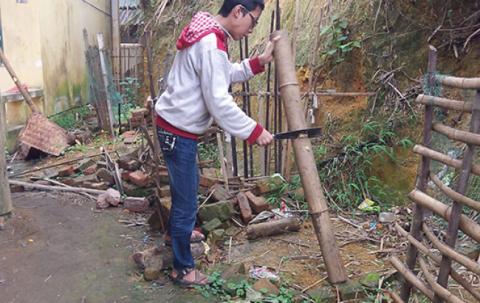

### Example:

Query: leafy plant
xmin=198 ymin=142 xmax=220 ymax=168
xmin=320 ymin=15 xmax=361 ymax=63
xmin=50 ymin=105 xmax=90 ymax=130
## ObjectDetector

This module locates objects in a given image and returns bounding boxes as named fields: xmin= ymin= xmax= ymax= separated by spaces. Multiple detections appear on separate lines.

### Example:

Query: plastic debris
xmin=249 ymin=266 xmax=280 ymax=281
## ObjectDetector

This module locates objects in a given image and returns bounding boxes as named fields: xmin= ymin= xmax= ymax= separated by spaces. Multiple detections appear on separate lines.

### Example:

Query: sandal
xmin=165 ymin=230 xmax=205 ymax=246
xmin=169 ymin=268 xmax=209 ymax=287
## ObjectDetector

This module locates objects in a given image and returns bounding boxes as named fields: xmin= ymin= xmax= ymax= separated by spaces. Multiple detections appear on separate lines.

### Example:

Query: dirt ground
xmin=0 ymin=192 xmax=208 ymax=303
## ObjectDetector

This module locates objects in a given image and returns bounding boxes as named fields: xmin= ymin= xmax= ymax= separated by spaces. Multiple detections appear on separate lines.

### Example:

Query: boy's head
xmin=217 ymin=0 xmax=265 ymax=40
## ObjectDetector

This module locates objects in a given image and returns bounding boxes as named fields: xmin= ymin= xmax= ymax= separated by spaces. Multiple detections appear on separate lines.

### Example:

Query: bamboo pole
xmin=264 ymin=10 xmax=275 ymax=176
xmin=216 ymin=133 xmax=229 ymax=192
xmin=275 ymin=0 xmax=283 ymax=175
xmin=111 ymin=0 xmax=121 ymax=80
xmin=390 ymin=256 xmax=434 ymax=300
xmin=436 ymin=75 xmax=480 ymax=89
xmin=97 ymin=33 xmax=115 ymax=136
xmin=408 ymin=189 xmax=480 ymax=243
xmin=413 ymin=145 xmax=480 ymax=176
xmin=401 ymin=45 xmax=437 ymax=301
xmin=396 ymin=224 xmax=480 ymax=301
xmin=433 ymin=122 xmax=480 ymax=146
xmin=272 ymin=30 xmax=347 ymax=284
xmin=418 ymin=258 xmax=466 ymax=303
xmin=435 ymin=90 xmax=480 ymax=302
xmin=245 ymin=37 xmax=254 ymax=178
xmin=415 ymin=94 xmax=473 ymax=113
xmin=422 ymin=224 xmax=480 ymax=275
xmin=239 ymin=40 xmax=249 ymax=179
xmin=430 ymin=173 xmax=480 ymax=212
xmin=0 ymin=97 xmax=13 ymax=219
xmin=388 ymin=291 xmax=406 ymax=303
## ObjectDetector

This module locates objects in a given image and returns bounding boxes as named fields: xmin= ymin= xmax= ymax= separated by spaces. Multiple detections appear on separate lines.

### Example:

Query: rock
xmin=245 ymin=191 xmax=270 ymax=213
xmin=96 ymin=168 xmax=115 ymax=185
xmin=118 ymin=158 xmax=140 ymax=171
xmin=202 ymin=218 xmax=223 ymax=234
xmin=360 ymin=272 xmax=381 ymax=289
xmin=96 ymin=161 xmax=108 ymax=170
xmin=124 ymin=197 xmax=149 ymax=212
xmin=123 ymin=182 xmax=153 ymax=197
xmin=70 ymin=174 xmax=98 ymax=187
xmin=307 ymin=286 xmax=336 ymax=302
xmin=83 ymin=181 xmax=109 ymax=190
xmin=221 ymin=263 xmax=247 ymax=280
xmin=128 ymin=170 xmax=150 ymax=187
xmin=96 ymin=194 xmax=110 ymax=209
xmin=253 ymin=278 xmax=280 ymax=296
xmin=96 ymin=188 xmax=120 ymax=209
xmin=198 ymin=200 xmax=235 ymax=223
xmin=58 ymin=165 xmax=75 ymax=177
xmin=237 ymin=192 xmax=253 ymax=223
xmin=212 ymin=184 xmax=233 ymax=201
xmin=208 ymin=229 xmax=225 ymax=245
xmin=42 ymin=168 xmax=59 ymax=179
xmin=9 ymin=183 xmax=25 ymax=193
xmin=144 ymin=255 xmax=163 ymax=281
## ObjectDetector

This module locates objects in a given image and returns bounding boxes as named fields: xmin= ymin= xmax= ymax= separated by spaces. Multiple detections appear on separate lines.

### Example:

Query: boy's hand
xmin=256 ymin=129 xmax=274 ymax=146
xmin=258 ymin=36 xmax=280 ymax=65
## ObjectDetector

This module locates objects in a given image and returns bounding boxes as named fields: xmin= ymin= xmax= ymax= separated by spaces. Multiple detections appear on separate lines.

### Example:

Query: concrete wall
xmin=0 ymin=0 xmax=111 ymax=151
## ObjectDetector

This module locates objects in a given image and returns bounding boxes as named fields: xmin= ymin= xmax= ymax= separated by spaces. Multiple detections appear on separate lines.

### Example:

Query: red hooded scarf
xmin=176 ymin=12 xmax=228 ymax=51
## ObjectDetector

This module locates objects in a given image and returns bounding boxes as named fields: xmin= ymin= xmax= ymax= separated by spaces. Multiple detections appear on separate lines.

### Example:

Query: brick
xmin=76 ymin=159 xmax=96 ymax=171
xmin=83 ymin=165 xmax=97 ymax=175
xmin=70 ymin=174 xmax=98 ymax=187
xmin=253 ymin=175 xmax=285 ymax=195
xmin=245 ymin=191 xmax=270 ymax=213
xmin=96 ymin=168 xmax=115 ymax=185
xmin=202 ymin=218 xmax=223 ymax=234
xmin=121 ymin=130 xmax=137 ymax=138
xmin=83 ymin=181 xmax=109 ymax=190
xmin=208 ymin=229 xmax=225 ymax=245
xmin=96 ymin=161 xmax=108 ymax=170
xmin=199 ymin=175 xmax=218 ymax=188
xmin=212 ymin=184 xmax=232 ymax=201
xmin=128 ymin=170 xmax=150 ymax=187
xmin=118 ymin=158 xmax=140 ymax=171
xmin=124 ymin=197 xmax=149 ymax=212
xmin=42 ymin=168 xmax=59 ymax=179
xmin=58 ymin=165 xmax=75 ymax=177
xmin=198 ymin=200 xmax=234 ymax=223
xmin=237 ymin=192 xmax=253 ymax=223
xmin=253 ymin=279 xmax=280 ymax=296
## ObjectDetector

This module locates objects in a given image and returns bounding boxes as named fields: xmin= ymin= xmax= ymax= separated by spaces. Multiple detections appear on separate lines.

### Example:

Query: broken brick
xmin=124 ymin=197 xmax=149 ymax=212
xmin=76 ymin=159 xmax=96 ymax=172
xmin=58 ymin=165 xmax=75 ymax=177
xmin=245 ymin=191 xmax=270 ymax=213
xmin=198 ymin=200 xmax=234 ymax=223
xmin=212 ymin=184 xmax=232 ymax=202
xmin=199 ymin=175 xmax=218 ymax=188
xmin=128 ymin=170 xmax=150 ymax=187
xmin=237 ymin=192 xmax=253 ymax=223
xmin=83 ymin=164 xmax=97 ymax=175
xmin=83 ymin=181 xmax=109 ymax=191
xmin=96 ymin=168 xmax=115 ymax=185
xmin=118 ymin=158 xmax=140 ymax=171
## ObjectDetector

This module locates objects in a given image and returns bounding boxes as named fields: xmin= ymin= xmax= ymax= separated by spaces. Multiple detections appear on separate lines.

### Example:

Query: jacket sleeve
xmin=230 ymin=57 xmax=265 ymax=83
xmin=200 ymin=48 xmax=263 ymax=143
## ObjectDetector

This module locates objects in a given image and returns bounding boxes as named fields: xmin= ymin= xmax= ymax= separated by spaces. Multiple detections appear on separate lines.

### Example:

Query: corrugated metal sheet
xmin=119 ymin=0 xmax=140 ymax=8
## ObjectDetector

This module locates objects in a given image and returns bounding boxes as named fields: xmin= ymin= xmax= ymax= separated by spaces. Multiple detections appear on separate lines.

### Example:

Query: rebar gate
xmin=392 ymin=46 xmax=480 ymax=303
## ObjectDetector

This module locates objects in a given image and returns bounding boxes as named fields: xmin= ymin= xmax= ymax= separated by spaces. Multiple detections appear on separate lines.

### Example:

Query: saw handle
xmin=0 ymin=48 xmax=39 ymax=113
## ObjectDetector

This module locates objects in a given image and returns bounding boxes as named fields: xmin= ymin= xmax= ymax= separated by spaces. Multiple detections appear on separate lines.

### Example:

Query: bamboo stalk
xmin=408 ymin=189 xmax=480 ymax=243
xmin=273 ymin=30 xmax=347 ymax=284
xmin=216 ymin=133 xmax=229 ymax=192
xmin=418 ymin=258 xmax=466 ymax=303
xmin=422 ymin=224 xmax=480 ymax=275
xmin=430 ymin=173 xmax=480 ymax=212
xmin=390 ymin=256 xmax=434 ymax=300
xmin=401 ymin=45 xmax=437 ymax=302
xmin=387 ymin=291 xmax=406 ymax=303
xmin=264 ymin=10 xmax=275 ymax=176
xmin=415 ymin=94 xmax=473 ymax=113
xmin=436 ymin=75 xmax=480 ymax=89
xmin=396 ymin=224 xmax=480 ymax=301
xmin=436 ymin=90 xmax=480 ymax=302
xmin=413 ymin=145 xmax=480 ymax=176
xmin=433 ymin=122 xmax=480 ymax=146
xmin=0 ymin=99 xmax=12 ymax=217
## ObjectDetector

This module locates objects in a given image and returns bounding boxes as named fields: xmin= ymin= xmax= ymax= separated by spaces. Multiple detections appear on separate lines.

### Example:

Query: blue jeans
xmin=157 ymin=127 xmax=199 ymax=271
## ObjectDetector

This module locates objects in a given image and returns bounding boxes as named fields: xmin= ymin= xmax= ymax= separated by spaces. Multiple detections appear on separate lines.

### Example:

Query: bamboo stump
xmin=0 ymin=97 xmax=13 ymax=220
xmin=272 ymin=30 xmax=347 ymax=284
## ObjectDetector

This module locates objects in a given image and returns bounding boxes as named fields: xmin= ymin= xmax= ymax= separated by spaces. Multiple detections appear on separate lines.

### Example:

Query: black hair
xmin=218 ymin=0 xmax=265 ymax=17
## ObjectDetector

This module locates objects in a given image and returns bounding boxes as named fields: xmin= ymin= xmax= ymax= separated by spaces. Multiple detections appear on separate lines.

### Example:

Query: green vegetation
xmin=320 ymin=15 xmax=361 ymax=64
xmin=50 ymin=105 xmax=90 ymax=130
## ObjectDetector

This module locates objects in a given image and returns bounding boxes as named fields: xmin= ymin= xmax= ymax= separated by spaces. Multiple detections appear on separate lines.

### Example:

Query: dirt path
xmin=0 ymin=192 xmax=208 ymax=303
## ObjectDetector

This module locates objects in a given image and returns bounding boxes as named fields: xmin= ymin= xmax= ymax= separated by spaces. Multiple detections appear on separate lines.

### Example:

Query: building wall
xmin=0 ymin=0 xmax=111 ymax=115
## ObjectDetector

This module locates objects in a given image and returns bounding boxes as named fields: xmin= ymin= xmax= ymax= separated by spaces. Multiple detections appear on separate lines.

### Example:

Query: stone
xmin=58 ymin=165 xmax=75 ymax=177
xmin=70 ymin=174 xmax=98 ymax=187
xmin=245 ymin=191 xmax=270 ymax=213
xmin=237 ymin=192 xmax=253 ymax=223
xmin=96 ymin=194 xmax=110 ymax=209
xmin=105 ymin=188 xmax=121 ymax=206
xmin=202 ymin=168 xmax=218 ymax=178
xmin=212 ymin=184 xmax=232 ymax=201
xmin=198 ymin=200 xmax=235 ymax=223
xmin=208 ymin=229 xmax=225 ymax=245
xmin=9 ymin=183 xmax=25 ymax=193
xmin=253 ymin=278 xmax=280 ymax=296
xmin=124 ymin=197 xmax=149 ymax=212
xmin=96 ymin=161 xmax=108 ymax=170
xmin=83 ymin=165 xmax=97 ymax=176
xmin=121 ymin=130 xmax=137 ymax=138
xmin=202 ymin=218 xmax=223 ymax=234
xmin=360 ymin=272 xmax=381 ymax=289
xmin=143 ymin=255 xmax=163 ymax=281
xmin=123 ymin=182 xmax=154 ymax=197
xmin=96 ymin=168 xmax=115 ymax=185
xmin=128 ymin=170 xmax=150 ymax=187
xmin=253 ymin=175 xmax=285 ymax=195
xmin=83 ymin=181 xmax=109 ymax=190
xmin=337 ymin=280 xmax=365 ymax=301
xmin=42 ymin=168 xmax=59 ymax=179
xmin=118 ymin=158 xmax=140 ymax=171
xmin=123 ymin=136 xmax=137 ymax=145
xmin=221 ymin=263 xmax=247 ymax=280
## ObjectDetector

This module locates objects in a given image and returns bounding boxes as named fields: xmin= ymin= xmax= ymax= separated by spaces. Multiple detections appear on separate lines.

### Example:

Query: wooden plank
xmin=401 ymin=45 xmax=437 ymax=301
xmin=415 ymin=94 xmax=473 ymax=113
xmin=0 ymin=96 xmax=13 ymax=217
xmin=435 ymin=90 xmax=480 ymax=301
